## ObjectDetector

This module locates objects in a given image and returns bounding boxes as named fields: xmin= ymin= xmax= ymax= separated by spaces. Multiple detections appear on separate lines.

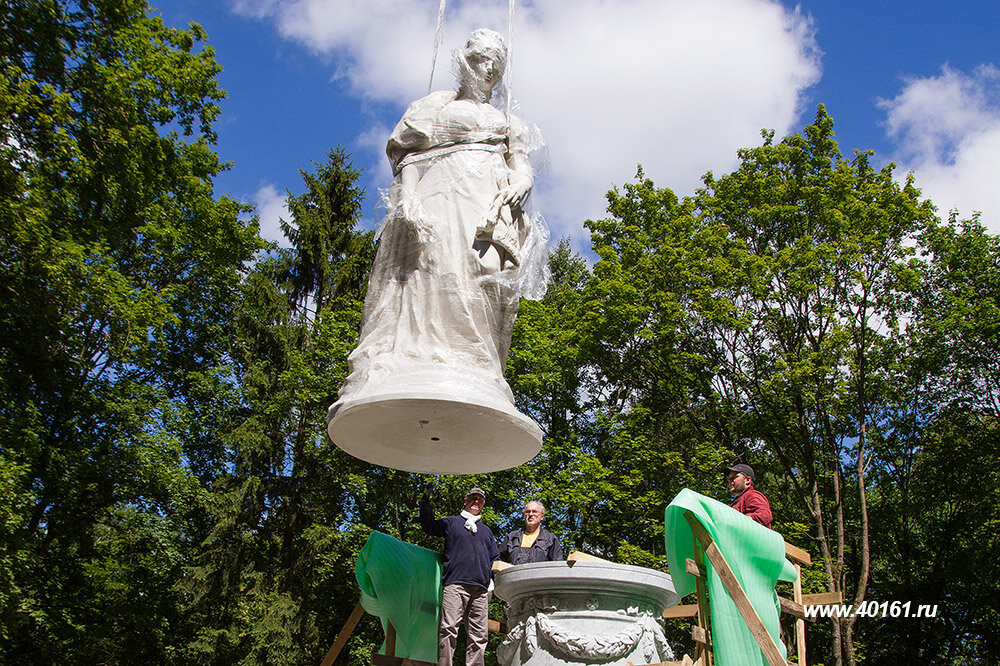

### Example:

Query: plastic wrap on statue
xmin=328 ymin=29 xmax=548 ymax=474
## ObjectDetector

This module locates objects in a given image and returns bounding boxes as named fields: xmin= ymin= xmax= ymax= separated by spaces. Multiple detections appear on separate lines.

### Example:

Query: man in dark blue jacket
xmin=420 ymin=487 xmax=499 ymax=666
xmin=498 ymin=500 xmax=564 ymax=565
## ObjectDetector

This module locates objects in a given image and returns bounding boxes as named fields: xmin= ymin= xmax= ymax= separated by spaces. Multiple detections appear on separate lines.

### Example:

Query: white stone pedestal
xmin=494 ymin=561 xmax=679 ymax=666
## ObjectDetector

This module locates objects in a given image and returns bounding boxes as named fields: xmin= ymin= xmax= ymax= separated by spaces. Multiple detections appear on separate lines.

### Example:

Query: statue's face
xmin=464 ymin=41 xmax=504 ymax=94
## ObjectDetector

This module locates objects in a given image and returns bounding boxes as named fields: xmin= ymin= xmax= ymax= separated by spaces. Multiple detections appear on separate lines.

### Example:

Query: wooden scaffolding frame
xmin=324 ymin=516 xmax=840 ymax=666
xmin=629 ymin=510 xmax=839 ymax=666
xmin=319 ymin=600 xmax=506 ymax=666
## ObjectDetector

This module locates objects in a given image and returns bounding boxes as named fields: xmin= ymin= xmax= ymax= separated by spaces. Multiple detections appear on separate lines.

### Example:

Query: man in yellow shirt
xmin=498 ymin=501 xmax=564 ymax=565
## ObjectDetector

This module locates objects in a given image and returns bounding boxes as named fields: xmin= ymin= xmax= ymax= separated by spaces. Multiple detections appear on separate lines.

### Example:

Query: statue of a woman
xmin=327 ymin=29 xmax=545 ymax=474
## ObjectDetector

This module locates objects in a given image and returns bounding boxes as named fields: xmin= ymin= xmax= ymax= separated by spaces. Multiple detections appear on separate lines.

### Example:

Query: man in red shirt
xmin=726 ymin=463 xmax=773 ymax=529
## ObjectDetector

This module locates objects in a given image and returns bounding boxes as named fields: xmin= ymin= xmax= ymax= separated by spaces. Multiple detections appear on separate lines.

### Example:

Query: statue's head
xmin=459 ymin=28 xmax=506 ymax=101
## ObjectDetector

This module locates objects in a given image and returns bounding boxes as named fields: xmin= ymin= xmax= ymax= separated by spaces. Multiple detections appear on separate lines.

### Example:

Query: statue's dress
xmin=335 ymin=91 xmax=526 ymax=408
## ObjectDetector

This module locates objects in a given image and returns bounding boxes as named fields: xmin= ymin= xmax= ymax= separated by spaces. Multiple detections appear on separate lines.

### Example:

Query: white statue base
xmin=327 ymin=368 xmax=542 ymax=474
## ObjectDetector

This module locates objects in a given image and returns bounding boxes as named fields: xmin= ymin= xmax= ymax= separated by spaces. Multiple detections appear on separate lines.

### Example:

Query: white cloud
xmin=880 ymin=64 xmax=1000 ymax=235
xmin=253 ymin=183 xmax=291 ymax=246
xmin=233 ymin=0 xmax=821 ymax=240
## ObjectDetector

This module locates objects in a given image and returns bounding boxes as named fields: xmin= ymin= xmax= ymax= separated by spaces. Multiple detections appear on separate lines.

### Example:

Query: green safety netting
xmin=355 ymin=530 xmax=442 ymax=663
xmin=664 ymin=489 xmax=798 ymax=666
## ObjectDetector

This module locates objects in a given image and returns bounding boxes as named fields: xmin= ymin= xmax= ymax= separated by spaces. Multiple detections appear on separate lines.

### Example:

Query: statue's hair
xmin=465 ymin=28 xmax=507 ymax=72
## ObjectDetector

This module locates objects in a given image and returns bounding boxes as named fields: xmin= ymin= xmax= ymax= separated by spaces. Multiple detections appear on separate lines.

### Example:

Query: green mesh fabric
xmin=355 ymin=531 xmax=443 ymax=663
xmin=664 ymin=489 xmax=798 ymax=666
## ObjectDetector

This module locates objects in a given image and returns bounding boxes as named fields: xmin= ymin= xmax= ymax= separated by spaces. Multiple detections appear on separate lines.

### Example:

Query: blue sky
xmin=151 ymin=0 xmax=1000 ymax=249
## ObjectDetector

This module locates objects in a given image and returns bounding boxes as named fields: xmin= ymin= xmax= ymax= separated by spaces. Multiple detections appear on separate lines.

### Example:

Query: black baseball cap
xmin=725 ymin=463 xmax=755 ymax=480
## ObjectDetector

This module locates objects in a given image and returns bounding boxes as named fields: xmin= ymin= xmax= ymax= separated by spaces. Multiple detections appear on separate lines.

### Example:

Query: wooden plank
xmin=801 ymin=591 xmax=843 ymax=606
xmin=321 ymin=602 xmax=366 ymax=666
xmin=370 ymin=655 xmax=436 ymax=666
xmin=663 ymin=603 xmax=700 ymax=619
xmin=691 ymin=625 xmax=712 ymax=648
xmin=793 ymin=563 xmax=807 ymax=665
xmin=567 ymin=550 xmax=612 ymax=563
xmin=385 ymin=621 xmax=396 ymax=657
xmin=686 ymin=558 xmax=707 ymax=578
xmin=492 ymin=560 xmax=512 ymax=572
xmin=692 ymin=537 xmax=713 ymax=666
xmin=488 ymin=618 xmax=508 ymax=634
xmin=778 ymin=596 xmax=816 ymax=623
xmin=784 ymin=542 xmax=811 ymax=566
xmin=684 ymin=512 xmax=788 ymax=666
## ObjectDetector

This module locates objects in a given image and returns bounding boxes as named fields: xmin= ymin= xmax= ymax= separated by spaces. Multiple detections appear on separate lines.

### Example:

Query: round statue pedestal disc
xmin=328 ymin=395 xmax=543 ymax=474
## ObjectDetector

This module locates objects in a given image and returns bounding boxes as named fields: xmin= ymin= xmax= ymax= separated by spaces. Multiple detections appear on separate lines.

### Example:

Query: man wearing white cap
xmin=420 ymin=487 xmax=499 ymax=666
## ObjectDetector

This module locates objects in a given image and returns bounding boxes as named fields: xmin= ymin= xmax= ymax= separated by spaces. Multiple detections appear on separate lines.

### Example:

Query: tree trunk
xmin=844 ymin=420 xmax=871 ymax=666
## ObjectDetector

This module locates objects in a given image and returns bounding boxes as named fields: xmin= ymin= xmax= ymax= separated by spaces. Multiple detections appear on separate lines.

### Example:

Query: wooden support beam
xmin=801 ymin=591 xmax=843 ymax=606
xmin=385 ymin=621 xmax=396 ymax=657
xmin=683 ymin=512 xmax=788 ymax=666
xmin=488 ymin=618 xmax=508 ymax=634
xmin=321 ymin=602 xmax=366 ymax=666
xmin=793 ymin=563 xmax=807 ymax=665
xmin=691 ymin=539 xmax=713 ymax=666
xmin=783 ymin=542 xmax=811 ymax=566
xmin=691 ymin=625 xmax=712 ymax=649
xmin=778 ymin=595 xmax=816 ymax=623
xmin=662 ymin=604 xmax=700 ymax=619
xmin=685 ymin=558 xmax=707 ymax=578
xmin=567 ymin=550 xmax=612 ymax=563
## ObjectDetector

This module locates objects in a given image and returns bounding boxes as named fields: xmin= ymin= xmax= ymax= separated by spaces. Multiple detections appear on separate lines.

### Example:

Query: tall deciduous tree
xmin=581 ymin=107 xmax=937 ymax=665
xmin=0 ymin=0 xmax=259 ymax=661
xmin=863 ymin=213 xmax=1000 ymax=663
xmin=581 ymin=176 xmax=735 ymax=559
xmin=691 ymin=107 xmax=934 ymax=665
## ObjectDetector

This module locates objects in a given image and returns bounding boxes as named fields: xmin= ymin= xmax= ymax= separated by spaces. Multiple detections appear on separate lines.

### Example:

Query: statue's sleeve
xmin=506 ymin=114 xmax=533 ymax=163
xmin=386 ymin=91 xmax=455 ymax=171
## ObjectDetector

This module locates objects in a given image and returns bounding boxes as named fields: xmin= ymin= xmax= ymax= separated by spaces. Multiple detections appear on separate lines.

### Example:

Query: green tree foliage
xmin=907 ymin=213 xmax=1000 ymax=417
xmin=1 ymin=0 xmax=258 ymax=661
xmin=581 ymin=177 xmax=733 ymax=560
xmin=179 ymin=148 xmax=378 ymax=665
xmin=690 ymin=108 xmax=935 ymax=664
xmin=862 ymin=213 xmax=1000 ymax=663
xmin=4 ymin=6 xmax=998 ymax=662
xmin=867 ymin=408 xmax=1000 ymax=664
xmin=578 ymin=107 xmax=964 ymax=665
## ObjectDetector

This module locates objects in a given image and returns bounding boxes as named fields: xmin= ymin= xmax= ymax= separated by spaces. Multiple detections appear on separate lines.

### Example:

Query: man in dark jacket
xmin=726 ymin=463 xmax=773 ymax=529
xmin=420 ymin=487 xmax=499 ymax=666
xmin=498 ymin=500 xmax=564 ymax=565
